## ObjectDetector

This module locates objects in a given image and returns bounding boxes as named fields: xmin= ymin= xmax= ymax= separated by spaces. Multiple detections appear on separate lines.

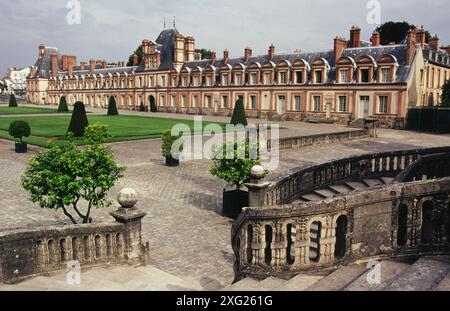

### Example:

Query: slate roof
xmin=34 ymin=47 xmax=60 ymax=78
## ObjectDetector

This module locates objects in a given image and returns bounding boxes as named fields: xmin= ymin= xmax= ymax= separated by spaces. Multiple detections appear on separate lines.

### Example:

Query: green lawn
xmin=0 ymin=106 xmax=60 ymax=115
xmin=0 ymin=115 xmax=226 ymax=147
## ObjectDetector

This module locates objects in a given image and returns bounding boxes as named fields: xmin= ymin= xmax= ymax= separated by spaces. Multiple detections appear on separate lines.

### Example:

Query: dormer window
xmin=279 ymin=71 xmax=287 ymax=84
xmin=264 ymin=72 xmax=271 ymax=85
xmin=235 ymin=73 xmax=242 ymax=85
xmin=222 ymin=74 xmax=229 ymax=86
xmin=360 ymin=68 xmax=370 ymax=83
xmin=339 ymin=69 xmax=349 ymax=83
xmin=250 ymin=73 xmax=257 ymax=85
xmin=314 ymin=70 xmax=323 ymax=84
xmin=295 ymin=71 xmax=304 ymax=84
xmin=380 ymin=68 xmax=392 ymax=83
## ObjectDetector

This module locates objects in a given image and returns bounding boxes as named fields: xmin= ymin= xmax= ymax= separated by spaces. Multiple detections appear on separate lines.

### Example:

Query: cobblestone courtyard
xmin=1 ymin=121 xmax=450 ymax=289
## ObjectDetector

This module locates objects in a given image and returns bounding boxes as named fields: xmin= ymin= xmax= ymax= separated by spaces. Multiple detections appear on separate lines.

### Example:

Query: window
xmin=378 ymin=96 xmax=389 ymax=113
xmin=339 ymin=69 xmax=349 ymax=83
xmin=294 ymin=95 xmax=302 ymax=111
xmin=264 ymin=72 xmax=271 ymax=85
xmin=250 ymin=95 xmax=257 ymax=109
xmin=160 ymin=76 xmax=166 ymax=87
xmin=381 ymin=68 xmax=392 ymax=83
xmin=235 ymin=74 xmax=242 ymax=85
xmin=279 ymin=72 xmax=287 ymax=84
xmin=206 ymin=76 xmax=212 ymax=86
xmin=338 ymin=96 xmax=347 ymax=112
xmin=181 ymin=95 xmax=187 ymax=107
xmin=222 ymin=95 xmax=228 ymax=108
xmin=160 ymin=95 xmax=166 ymax=106
xmin=149 ymin=76 xmax=154 ymax=87
xmin=172 ymin=77 xmax=178 ymax=87
xmin=222 ymin=75 xmax=229 ymax=86
xmin=314 ymin=70 xmax=322 ymax=83
xmin=205 ymin=95 xmax=212 ymax=108
xmin=296 ymin=71 xmax=304 ymax=84
xmin=250 ymin=73 xmax=257 ymax=85
xmin=313 ymin=96 xmax=321 ymax=112
xmin=171 ymin=95 xmax=176 ymax=107
xmin=360 ymin=68 xmax=370 ymax=83
xmin=192 ymin=96 xmax=199 ymax=107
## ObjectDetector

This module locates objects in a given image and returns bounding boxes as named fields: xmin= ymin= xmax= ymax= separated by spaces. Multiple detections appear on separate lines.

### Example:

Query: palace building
xmin=27 ymin=26 xmax=450 ymax=128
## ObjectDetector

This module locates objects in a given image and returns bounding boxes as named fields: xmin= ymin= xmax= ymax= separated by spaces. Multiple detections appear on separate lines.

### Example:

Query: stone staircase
xmin=223 ymin=256 xmax=450 ymax=291
xmin=292 ymin=177 xmax=394 ymax=204
xmin=0 ymin=265 xmax=204 ymax=291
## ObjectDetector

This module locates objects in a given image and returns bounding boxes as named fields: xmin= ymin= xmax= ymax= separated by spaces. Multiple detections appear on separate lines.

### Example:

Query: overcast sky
xmin=0 ymin=0 xmax=448 ymax=76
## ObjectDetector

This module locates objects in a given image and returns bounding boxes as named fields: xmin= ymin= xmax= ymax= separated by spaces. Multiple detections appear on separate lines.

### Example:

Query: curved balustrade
xmin=233 ymin=147 xmax=450 ymax=281
xmin=263 ymin=146 xmax=450 ymax=206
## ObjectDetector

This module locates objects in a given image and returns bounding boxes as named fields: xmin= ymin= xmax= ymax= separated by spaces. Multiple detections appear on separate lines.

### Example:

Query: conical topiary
xmin=58 ymin=96 xmax=69 ymax=112
xmin=9 ymin=94 xmax=17 ymax=107
xmin=67 ymin=101 xmax=89 ymax=137
xmin=107 ymin=96 xmax=119 ymax=116
xmin=230 ymin=99 xmax=248 ymax=126
xmin=150 ymin=96 xmax=157 ymax=112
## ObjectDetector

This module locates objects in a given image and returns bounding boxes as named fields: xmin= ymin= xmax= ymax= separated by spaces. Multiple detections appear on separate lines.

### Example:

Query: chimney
xmin=406 ymin=30 xmax=417 ymax=65
xmin=68 ymin=64 xmax=74 ymax=76
xmin=223 ymin=49 xmax=229 ymax=64
xmin=333 ymin=36 xmax=347 ymax=64
xmin=80 ymin=61 xmax=86 ymax=70
xmin=429 ymin=35 xmax=440 ymax=51
xmin=102 ymin=60 xmax=107 ymax=69
xmin=268 ymin=44 xmax=275 ymax=60
xmin=89 ymin=59 xmax=96 ymax=72
xmin=132 ymin=54 xmax=139 ymax=66
xmin=441 ymin=46 xmax=450 ymax=55
xmin=211 ymin=51 xmax=217 ymax=64
xmin=244 ymin=47 xmax=252 ymax=62
xmin=370 ymin=31 xmax=381 ymax=47
xmin=39 ymin=44 xmax=46 ymax=57
xmin=415 ymin=27 xmax=426 ymax=49
xmin=50 ymin=54 xmax=58 ymax=77
xmin=349 ymin=26 xmax=361 ymax=48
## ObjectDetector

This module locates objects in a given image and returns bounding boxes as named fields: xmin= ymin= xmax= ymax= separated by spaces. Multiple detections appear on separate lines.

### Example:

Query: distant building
xmin=3 ymin=66 xmax=31 ymax=96
xmin=27 ymin=26 xmax=450 ymax=128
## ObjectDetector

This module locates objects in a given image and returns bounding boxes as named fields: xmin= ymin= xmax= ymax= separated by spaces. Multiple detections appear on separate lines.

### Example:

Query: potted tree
xmin=161 ymin=130 xmax=183 ymax=166
xmin=9 ymin=120 xmax=31 ymax=153
xmin=210 ymin=141 xmax=264 ymax=219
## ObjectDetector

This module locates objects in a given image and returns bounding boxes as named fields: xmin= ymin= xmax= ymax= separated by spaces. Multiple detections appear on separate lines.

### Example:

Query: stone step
xmin=313 ymin=189 xmax=336 ymax=198
xmin=224 ymin=277 xmax=260 ymax=291
xmin=301 ymin=194 xmax=325 ymax=202
xmin=276 ymin=274 xmax=324 ymax=291
xmin=328 ymin=184 xmax=352 ymax=194
xmin=254 ymin=277 xmax=285 ymax=291
xmin=345 ymin=181 xmax=368 ymax=190
xmin=305 ymin=265 xmax=367 ymax=291
xmin=344 ymin=260 xmax=410 ymax=291
xmin=292 ymin=199 xmax=306 ymax=204
xmin=362 ymin=178 xmax=384 ymax=187
xmin=380 ymin=177 xmax=394 ymax=185
xmin=384 ymin=257 xmax=450 ymax=291
xmin=433 ymin=271 xmax=450 ymax=291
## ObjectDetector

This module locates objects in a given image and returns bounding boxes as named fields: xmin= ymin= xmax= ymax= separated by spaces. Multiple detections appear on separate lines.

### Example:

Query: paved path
xmin=1 ymin=120 xmax=450 ymax=288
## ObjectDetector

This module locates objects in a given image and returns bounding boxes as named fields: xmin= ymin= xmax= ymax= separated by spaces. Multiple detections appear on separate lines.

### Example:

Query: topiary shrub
xmin=150 ymin=97 xmax=157 ymax=112
xmin=139 ymin=102 xmax=146 ymax=112
xmin=230 ymin=99 xmax=248 ymax=126
xmin=67 ymin=101 xmax=89 ymax=137
xmin=107 ymin=96 xmax=119 ymax=116
xmin=58 ymin=96 xmax=69 ymax=112
xmin=9 ymin=94 xmax=17 ymax=107
xmin=9 ymin=120 xmax=31 ymax=143
xmin=441 ymin=80 xmax=450 ymax=108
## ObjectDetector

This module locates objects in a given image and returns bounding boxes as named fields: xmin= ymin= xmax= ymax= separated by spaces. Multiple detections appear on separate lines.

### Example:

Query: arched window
xmin=377 ymin=54 xmax=398 ymax=83
xmin=192 ymin=66 xmax=203 ymax=87
xmin=335 ymin=56 xmax=356 ymax=83
xmin=248 ymin=62 xmax=261 ymax=85
xmin=233 ymin=63 xmax=246 ymax=86
xmin=310 ymin=58 xmax=330 ymax=84
xmin=292 ymin=59 xmax=310 ymax=84
xmin=277 ymin=60 xmax=292 ymax=84
xmin=421 ymin=201 xmax=434 ymax=244
xmin=220 ymin=64 xmax=232 ymax=86
xmin=262 ymin=61 xmax=276 ymax=85
xmin=286 ymin=224 xmax=295 ymax=265
xmin=356 ymin=55 xmax=377 ymax=83
xmin=335 ymin=215 xmax=348 ymax=258
xmin=180 ymin=67 xmax=191 ymax=87
xmin=204 ymin=65 xmax=217 ymax=86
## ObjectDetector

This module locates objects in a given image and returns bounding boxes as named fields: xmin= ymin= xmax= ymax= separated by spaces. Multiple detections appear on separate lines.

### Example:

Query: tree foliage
xmin=22 ymin=124 xmax=125 ymax=224
xmin=9 ymin=120 xmax=31 ymax=143
xmin=127 ymin=46 xmax=143 ymax=66
xmin=107 ymin=96 xmax=119 ymax=116
xmin=210 ymin=141 xmax=263 ymax=190
xmin=67 ymin=101 xmax=89 ymax=137
xmin=195 ymin=49 xmax=213 ymax=60
xmin=9 ymin=93 xmax=17 ymax=107
xmin=375 ymin=21 xmax=430 ymax=45
xmin=230 ymin=99 xmax=248 ymax=126
xmin=58 ymin=96 xmax=69 ymax=113
xmin=441 ymin=80 xmax=450 ymax=108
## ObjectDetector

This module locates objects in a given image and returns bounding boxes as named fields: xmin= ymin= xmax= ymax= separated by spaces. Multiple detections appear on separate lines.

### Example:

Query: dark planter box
xmin=222 ymin=189 xmax=249 ymax=219
xmin=15 ymin=142 xmax=27 ymax=153
xmin=165 ymin=156 xmax=180 ymax=167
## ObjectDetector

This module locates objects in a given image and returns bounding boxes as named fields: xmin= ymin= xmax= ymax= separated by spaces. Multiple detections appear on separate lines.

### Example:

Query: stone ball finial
xmin=117 ymin=188 xmax=138 ymax=208
xmin=250 ymin=165 xmax=266 ymax=180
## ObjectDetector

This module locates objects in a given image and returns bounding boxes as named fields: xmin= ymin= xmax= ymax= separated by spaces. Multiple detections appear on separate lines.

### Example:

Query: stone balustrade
xmin=0 ymin=188 xmax=150 ymax=284
xmin=258 ymin=146 xmax=450 ymax=207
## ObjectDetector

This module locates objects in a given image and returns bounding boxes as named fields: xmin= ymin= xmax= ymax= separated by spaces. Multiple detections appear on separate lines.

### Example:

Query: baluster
xmin=294 ymin=218 xmax=310 ymax=267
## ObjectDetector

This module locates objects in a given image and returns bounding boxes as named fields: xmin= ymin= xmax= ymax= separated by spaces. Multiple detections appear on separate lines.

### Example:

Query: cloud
xmin=0 ymin=0 xmax=448 ymax=76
